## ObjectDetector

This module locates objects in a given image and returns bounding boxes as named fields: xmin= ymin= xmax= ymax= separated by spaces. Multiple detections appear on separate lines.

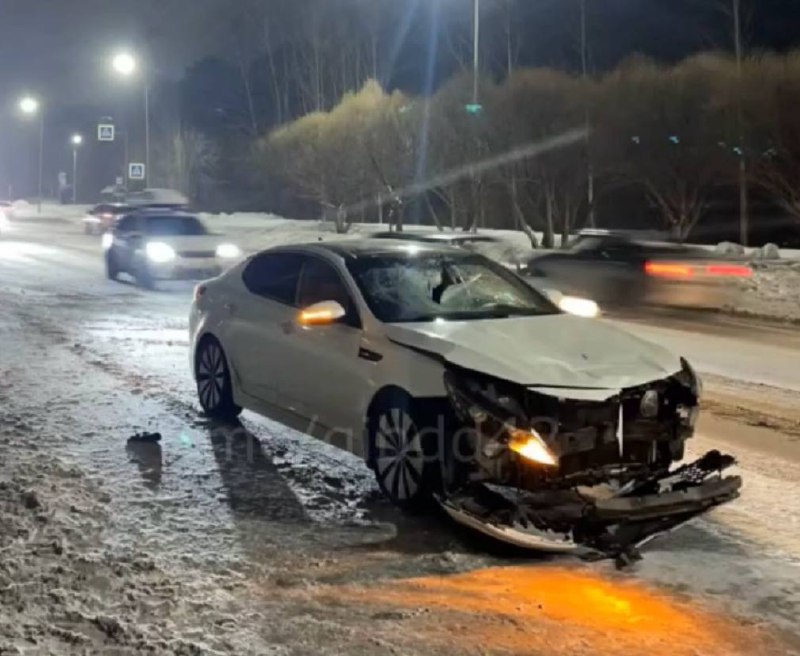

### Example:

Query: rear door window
xmin=241 ymin=252 xmax=304 ymax=306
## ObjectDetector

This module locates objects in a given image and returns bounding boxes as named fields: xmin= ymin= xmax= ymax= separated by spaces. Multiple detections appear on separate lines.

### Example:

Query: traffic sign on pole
xmin=98 ymin=124 xmax=115 ymax=142
xmin=128 ymin=163 xmax=145 ymax=180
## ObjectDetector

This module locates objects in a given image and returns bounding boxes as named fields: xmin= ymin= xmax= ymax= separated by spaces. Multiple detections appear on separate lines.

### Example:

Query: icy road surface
xmin=1 ymin=217 xmax=800 ymax=655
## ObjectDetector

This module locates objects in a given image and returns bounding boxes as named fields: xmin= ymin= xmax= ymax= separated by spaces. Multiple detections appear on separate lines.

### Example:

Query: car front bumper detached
xmin=439 ymin=366 xmax=740 ymax=563
xmin=439 ymin=450 xmax=741 ymax=565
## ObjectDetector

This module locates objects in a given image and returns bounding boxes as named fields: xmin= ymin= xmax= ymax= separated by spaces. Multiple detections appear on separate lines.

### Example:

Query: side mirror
xmin=298 ymin=300 xmax=346 ymax=327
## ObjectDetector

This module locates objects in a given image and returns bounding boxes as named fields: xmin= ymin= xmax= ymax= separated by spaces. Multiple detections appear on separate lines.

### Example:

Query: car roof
xmin=372 ymin=230 xmax=498 ymax=243
xmin=266 ymin=238 xmax=468 ymax=259
xmin=127 ymin=207 xmax=197 ymax=218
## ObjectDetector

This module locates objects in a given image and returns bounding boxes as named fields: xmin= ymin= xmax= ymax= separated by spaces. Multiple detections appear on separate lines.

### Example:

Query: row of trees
xmin=262 ymin=51 xmax=800 ymax=244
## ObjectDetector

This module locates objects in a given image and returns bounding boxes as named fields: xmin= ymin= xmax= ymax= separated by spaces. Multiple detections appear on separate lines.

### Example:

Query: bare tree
xmin=489 ymin=68 xmax=587 ymax=247
xmin=158 ymin=130 xmax=219 ymax=202
xmin=595 ymin=56 xmax=730 ymax=241
xmin=744 ymin=53 xmax=800 ymax=224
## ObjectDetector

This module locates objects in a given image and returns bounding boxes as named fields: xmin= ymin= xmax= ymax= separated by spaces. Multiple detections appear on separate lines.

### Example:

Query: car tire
xmin=135 ymin=262 xmax=155 ymax=290
xmin=195 ymin=337 xmax=242 ymax=420
xmin=368 ymin=391 xmax=440 ymax=513
xmin=105 ymin=251 xmax=119 ymax=281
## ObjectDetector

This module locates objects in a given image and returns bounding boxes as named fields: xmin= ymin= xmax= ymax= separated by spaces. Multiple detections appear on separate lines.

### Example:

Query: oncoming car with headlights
xmin=189 ymin=240 xmax=741 ymax=560
xmin=103 ymin=210 xmax=242 ymax=288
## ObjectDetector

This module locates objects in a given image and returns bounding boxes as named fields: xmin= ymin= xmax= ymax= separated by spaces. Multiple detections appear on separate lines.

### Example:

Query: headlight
xmin=101 ymin=232 xmax=114 ymax=250
xmin=215 ymin=243 xmax=241 ymax=259
xmin=558 ymin=295 xmax=600 ymax=318
xmin=145 ymin=241 xmax=176 ymax=263
xmin=507 ymin=426 xmax=558 ymax=466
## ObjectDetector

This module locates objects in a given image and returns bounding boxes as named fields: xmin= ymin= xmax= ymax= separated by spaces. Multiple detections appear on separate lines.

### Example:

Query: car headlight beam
xmin=216 ymin=243 xmax=241 ymax=259
xmin=558 ymin=295 xmax=600 ymax=318
xmin=145 ymin=241 xmax=176 ymax=263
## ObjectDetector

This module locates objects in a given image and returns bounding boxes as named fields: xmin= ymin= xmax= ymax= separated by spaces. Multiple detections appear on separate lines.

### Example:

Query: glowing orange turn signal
xmin=644 ymin=261 xmax=695 ymax=280
xmin=508 ymin=427 xmax=558 ymax=466
xmin=297 ymin=300 xmax=347 ymax=327
xmin=299 ymin=309 xmax=338 ymax=326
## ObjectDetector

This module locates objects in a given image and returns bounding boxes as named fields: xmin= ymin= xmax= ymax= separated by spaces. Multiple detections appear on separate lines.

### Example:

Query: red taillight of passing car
xmin=705 ymin=263 xmax=753 ymax=278
xmin=193 ymin=284 xmax=207 ymax=302
xmin=100 ymin=213 xmax=114 ymax=220
xmin=644 ymin=261 xmax=696 ymax=280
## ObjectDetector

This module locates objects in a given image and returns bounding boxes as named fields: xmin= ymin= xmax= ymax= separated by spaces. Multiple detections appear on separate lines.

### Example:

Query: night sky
xmin=1 ymin=0 xmax=798 ymax=198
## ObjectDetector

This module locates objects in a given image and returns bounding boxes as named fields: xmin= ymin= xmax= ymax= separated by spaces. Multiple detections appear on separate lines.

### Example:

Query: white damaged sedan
xmin=189 ymin=240 xmax=741 ymax=560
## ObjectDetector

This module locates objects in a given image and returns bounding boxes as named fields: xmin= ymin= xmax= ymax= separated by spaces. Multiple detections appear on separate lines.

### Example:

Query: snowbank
xmin=11 ymin=202 xmax=92 ymax=221
xmin=736 ymin=260 xmax=800 ymax=322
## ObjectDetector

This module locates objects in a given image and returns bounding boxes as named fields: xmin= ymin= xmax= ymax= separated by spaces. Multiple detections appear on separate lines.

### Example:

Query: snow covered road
xmin=2 ymin=217 xmax=800 ymax=655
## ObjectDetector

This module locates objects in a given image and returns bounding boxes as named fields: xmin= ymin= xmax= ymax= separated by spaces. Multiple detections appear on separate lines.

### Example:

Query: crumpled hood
xmin=385 ymin=314 xmax=683 ymax=396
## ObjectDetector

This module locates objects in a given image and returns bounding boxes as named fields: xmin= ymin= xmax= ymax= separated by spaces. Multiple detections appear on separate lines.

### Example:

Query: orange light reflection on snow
xmin=327 ymin=565 xmax=783 ymax=655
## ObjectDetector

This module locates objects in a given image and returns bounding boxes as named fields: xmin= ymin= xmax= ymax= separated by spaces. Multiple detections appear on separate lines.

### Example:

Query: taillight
xmin=194 ymin=284 xmax=207 ymax=302
xmin=705 ymin=264 xmax=753 ymax=278
xmin=644 ymin=261 xmax=695 ymax=279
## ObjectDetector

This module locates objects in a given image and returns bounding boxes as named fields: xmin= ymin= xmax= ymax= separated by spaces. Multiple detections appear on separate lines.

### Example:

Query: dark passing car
xmin=527 ymin=230 xmax=753 ymax=310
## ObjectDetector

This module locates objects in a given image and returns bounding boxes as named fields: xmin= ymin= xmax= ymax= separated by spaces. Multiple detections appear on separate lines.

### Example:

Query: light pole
xmin=19 ymin=96 xmax=44 ymax=213
xmin=732 ymin=0 xmax=749 ymax=246
xmin=580 ymin=0 xmax=595 ymax=228
xmin=472 ymin=0 xmax=480 ymax=107
xmin=71 ymin=134 xmax=83 ymax=203
xmin=112 ymin=51 xmax=149 ymax=186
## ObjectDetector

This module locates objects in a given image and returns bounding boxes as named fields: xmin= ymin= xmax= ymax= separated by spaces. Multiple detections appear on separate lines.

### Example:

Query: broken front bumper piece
xmin=439 ymin=450 xmax=741 ymax=561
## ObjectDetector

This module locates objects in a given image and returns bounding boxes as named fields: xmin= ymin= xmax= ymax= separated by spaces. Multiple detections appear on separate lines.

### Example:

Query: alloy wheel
xmin=373 ymin=407 xmax=426 ymax=503
xmin=197 ymin=340 xmax=228 ymax=412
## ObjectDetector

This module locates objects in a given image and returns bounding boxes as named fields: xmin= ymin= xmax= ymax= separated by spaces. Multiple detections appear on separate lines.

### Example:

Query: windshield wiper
xmin=395 ymin=306 xmax=547 ymax=323
xmin=475 ymin=303 xmax=548 ymax=317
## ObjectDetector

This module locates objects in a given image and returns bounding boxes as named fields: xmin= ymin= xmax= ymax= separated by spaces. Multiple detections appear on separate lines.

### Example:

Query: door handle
xmin=224 ymin=302 xmax=236 ymax=314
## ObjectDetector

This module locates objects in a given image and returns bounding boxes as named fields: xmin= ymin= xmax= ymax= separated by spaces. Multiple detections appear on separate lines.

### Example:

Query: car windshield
xmin=347 ymin=251 xmax=559 ymax=323
xmin=145 ymin=215 xmax=207 ymax=236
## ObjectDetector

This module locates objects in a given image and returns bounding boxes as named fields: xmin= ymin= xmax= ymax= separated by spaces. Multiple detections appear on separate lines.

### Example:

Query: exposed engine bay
xmin=437 ymin=362 xmax=742 ymax=564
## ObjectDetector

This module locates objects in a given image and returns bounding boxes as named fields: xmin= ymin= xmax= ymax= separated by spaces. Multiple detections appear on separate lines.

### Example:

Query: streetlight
xmin=70 ymin=134 xmax=83 ymax=204
xmin=111 ymin=50 xmax=149 ymax=186
xmin=18 ymin=95 xmax=44 ymax=213
xmin=463 ymin=0 xmax=483 ymax=114
xmin=112 ymin=52 xmax=136 ymax=76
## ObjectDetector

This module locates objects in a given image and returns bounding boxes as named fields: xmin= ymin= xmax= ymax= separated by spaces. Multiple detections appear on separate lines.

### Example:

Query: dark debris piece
xmin=127 ymin=432 xmax=162 ymax=443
